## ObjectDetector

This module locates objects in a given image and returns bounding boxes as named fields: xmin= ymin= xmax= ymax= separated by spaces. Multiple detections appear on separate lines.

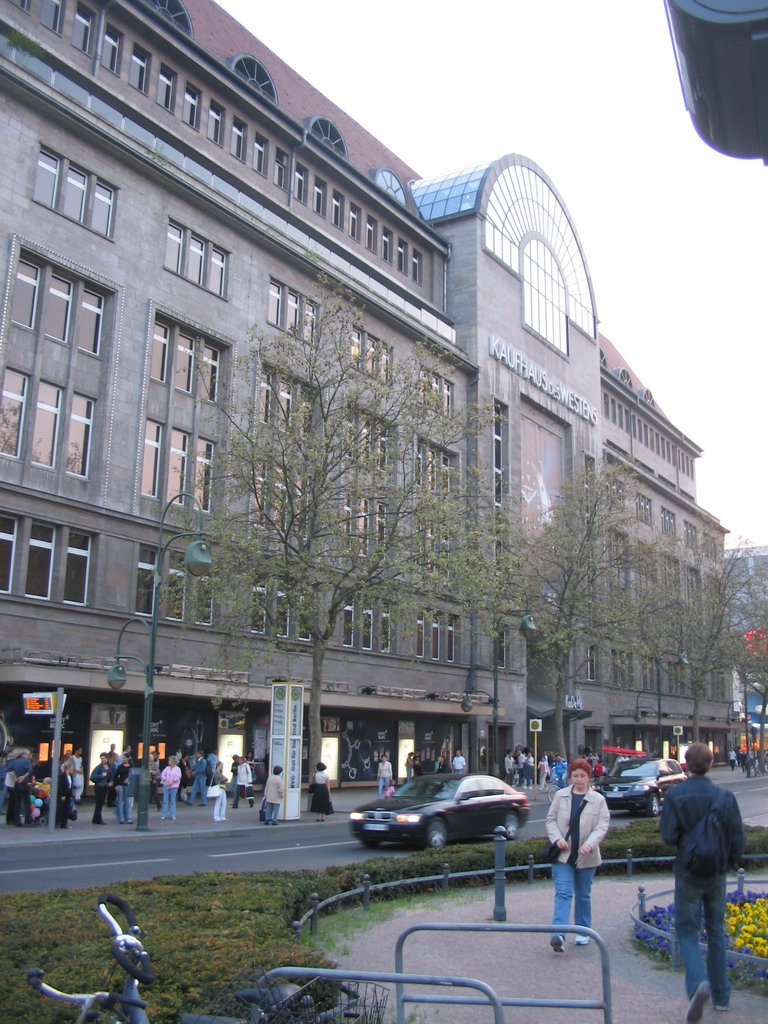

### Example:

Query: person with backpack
xmin=660 ymin=742 xmax=745 ymax=1021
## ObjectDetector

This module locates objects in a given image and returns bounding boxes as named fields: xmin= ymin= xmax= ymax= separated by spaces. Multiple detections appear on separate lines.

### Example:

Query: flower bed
xmin=634 ymin=889 xmax=768 ymax=995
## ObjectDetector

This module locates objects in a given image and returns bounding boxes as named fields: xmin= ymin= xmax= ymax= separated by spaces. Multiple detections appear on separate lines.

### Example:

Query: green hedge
xmin=3 ymin=823 xmax=766 ymax=1024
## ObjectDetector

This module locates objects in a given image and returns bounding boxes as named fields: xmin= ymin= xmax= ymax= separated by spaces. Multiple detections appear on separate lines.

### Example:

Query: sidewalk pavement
xmin=0 ymin=785 xmax=380 ymax=844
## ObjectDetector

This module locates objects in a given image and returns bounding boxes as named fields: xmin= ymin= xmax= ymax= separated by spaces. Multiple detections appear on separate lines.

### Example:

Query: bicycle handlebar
xmin=99 ymin=891 xmax=140 ymax=931
xmin=96 ymin=893 xmax=156 ymax=985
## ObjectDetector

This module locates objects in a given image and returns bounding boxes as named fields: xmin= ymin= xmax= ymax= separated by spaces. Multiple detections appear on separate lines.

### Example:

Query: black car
xmin=349 ymin=773 xmax=529 ymax=849
xmin=597 ymin=757 xmax=687 ymax=816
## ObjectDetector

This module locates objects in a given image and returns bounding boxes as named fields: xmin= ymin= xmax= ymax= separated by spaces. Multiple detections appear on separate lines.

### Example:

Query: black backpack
xmin=680 ymin=788 xmax=730 ymax=878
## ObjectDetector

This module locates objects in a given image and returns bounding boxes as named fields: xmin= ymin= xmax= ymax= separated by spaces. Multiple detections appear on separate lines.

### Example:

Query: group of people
xmin=544 ymin=744 xmax=745 ymax=1022
xmin=376 ymin=749 xmax=468 ymax=797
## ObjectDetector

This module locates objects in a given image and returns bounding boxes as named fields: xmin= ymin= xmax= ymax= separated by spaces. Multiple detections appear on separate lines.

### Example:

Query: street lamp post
xmin=107 ymin=492 xmax=211 ymax=831
xmin=653 ymin=646 xmax=688 ymax=758
xmin=463 ymin=613 xmax=536 ymax=778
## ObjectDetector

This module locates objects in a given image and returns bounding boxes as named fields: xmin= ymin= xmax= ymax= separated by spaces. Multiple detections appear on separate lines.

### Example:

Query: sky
xmin=217 ymin=0 xmax=768 ymax=548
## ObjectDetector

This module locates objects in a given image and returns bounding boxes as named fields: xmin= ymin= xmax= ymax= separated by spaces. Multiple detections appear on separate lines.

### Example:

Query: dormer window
xmin=231 ymin=55 xmax=277 ymax=103
xmin=308 ymin=117 xmax=347 ymax=158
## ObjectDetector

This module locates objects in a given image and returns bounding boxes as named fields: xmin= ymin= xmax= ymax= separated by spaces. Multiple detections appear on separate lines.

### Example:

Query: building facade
xmin=0 ymin=0 xmax=732 ymax=783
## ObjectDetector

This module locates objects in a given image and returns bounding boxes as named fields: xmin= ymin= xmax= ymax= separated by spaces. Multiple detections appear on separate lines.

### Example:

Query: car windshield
xmin=608 ymin=760 xmax=658 ymax=780
xmin=393 ymin=777 xmax=460 ymax=801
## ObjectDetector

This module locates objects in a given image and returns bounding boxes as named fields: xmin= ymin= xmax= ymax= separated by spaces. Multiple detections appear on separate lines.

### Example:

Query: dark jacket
xmin=660 ymin=774 xmax=745 ymax=876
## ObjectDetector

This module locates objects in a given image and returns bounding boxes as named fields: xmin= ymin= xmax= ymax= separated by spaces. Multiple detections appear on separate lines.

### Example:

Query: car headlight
xmin=395 ymin=813 xmax=423 ymax=824
xmin=349 ymin=812 xmax=364 ymax=821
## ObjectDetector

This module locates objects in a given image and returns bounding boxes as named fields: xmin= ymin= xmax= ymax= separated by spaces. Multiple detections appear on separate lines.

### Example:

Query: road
xmin=0 ymin=769 xmax=764 ymax=894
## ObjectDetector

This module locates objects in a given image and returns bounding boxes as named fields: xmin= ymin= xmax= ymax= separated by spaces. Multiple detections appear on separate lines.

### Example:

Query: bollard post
xmin=291 ymin=920 xmax=301 ymax=940
xmin=310 ymin=892 xmax=319 ymax=936
xmin=736 ymin=867 xmax=745 ymax=896
xmin=637 ymin=884 xmax=646 ymax=918
xmin=362 ymin=873 xmax=371 ymax=910
xmin=626 ymin=848 xmax=633 ymax=878
xmin=527 ymin=853 xmax=535 ymax=884
xmin=670 ymin=922 xmax=679 ymax=970
xmin=493 ymin=825 xmax=507 ymax=921
xmin=442 ymin=863 xmax=450 ymax=893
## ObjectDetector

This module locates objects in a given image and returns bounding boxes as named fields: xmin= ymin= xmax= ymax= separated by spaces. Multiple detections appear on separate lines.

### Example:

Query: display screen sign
xmin=23 ymin=692 xmax=56 ymax=715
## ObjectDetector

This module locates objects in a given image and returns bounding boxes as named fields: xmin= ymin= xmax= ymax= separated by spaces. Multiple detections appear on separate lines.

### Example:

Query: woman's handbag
xmin=68 ymin=796 xmax=78 ymax=821
xmin=259 ymin=797 xmax=266 ymax=822
xmin=539 ymin=797 xmax=588 ymax=864
xmin=206 ymin=784 xmax=223 ymax=798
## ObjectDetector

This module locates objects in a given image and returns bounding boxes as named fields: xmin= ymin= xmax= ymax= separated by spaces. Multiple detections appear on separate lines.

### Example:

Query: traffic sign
xmin=673 ymin=725 xmax=683 ymax=736
xmin=529 ymin=719 xmax=542 ymax=732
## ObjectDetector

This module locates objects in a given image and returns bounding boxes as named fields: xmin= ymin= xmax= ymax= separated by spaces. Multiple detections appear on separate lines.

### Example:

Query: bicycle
xmin=28 ymin=893 xmax=387 ymax=1024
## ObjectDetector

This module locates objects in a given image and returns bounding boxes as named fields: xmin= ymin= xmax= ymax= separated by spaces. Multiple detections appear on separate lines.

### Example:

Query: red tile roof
xmin=182 ymin=0 xmax=421 ymax=197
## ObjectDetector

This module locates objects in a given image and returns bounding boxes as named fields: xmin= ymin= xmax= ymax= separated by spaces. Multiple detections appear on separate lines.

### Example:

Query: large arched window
xmin=231 ymin=55 xmax=277 ymax=103
xmin=485 ymin=159 xmax=596 ymax=351
xmin=147 ymin=0 xmax=192 ymax=36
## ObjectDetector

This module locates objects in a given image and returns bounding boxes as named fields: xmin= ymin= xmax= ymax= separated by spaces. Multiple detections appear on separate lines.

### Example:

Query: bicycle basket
xmin=200 ymin=968 xmax=388 ymax=1024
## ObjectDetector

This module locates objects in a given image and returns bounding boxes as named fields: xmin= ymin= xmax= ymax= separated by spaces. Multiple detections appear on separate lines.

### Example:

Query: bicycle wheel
xmin=547 ymin=786 xmax=555 ymax=803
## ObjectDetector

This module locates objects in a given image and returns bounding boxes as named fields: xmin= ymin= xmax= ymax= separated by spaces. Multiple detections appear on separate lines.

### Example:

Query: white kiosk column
xmin=270 ymin=681 xmax=304 ymax=820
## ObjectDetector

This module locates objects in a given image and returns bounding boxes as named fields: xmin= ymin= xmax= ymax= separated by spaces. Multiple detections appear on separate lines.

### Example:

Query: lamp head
xmin=519 ymin=612 xmax=536 ymax=636
xmin=677 ymin=649 xmax=689 ymax=666
xmin=107 ymin=662 xmax=127 ymax=690
xmin=184 ymin=539 xmax=212 ymax=577
xmin=461 ymin=694 xmax=472 ymax=713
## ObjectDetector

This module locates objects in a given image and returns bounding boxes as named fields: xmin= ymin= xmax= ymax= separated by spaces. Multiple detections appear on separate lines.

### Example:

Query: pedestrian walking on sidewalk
xmin=546 ymin=757 xmax=610 ymax=953
xmin=660 ymin=742 xmax=745 ymax=1021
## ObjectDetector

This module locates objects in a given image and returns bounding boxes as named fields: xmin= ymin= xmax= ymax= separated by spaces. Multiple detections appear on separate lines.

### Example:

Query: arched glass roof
xmin=411 ymin=164 xmax=489 ymax=221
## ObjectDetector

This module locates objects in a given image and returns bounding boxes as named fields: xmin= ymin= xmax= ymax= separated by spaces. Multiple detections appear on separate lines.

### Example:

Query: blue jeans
xmin=551 ymin=861 xmax=596 ymax=938
xmin=115 ymin=785 xmax=131 ymax=823
xmin=377 ymin=777 xmax=390 ymax=798
xmin=189 ymin=774 xmax=207 ymax=805
xmin=162 ymin=787 xmax=178 ymax=818
xmin=674 ymin=871 xmax=730 ymax=1007
xmin=264 ymin=800 xmax=280 ymax=823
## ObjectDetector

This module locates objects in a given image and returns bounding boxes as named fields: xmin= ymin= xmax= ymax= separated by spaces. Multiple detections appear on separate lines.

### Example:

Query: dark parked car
xmin=349 ymin=773 xmax=529 ymax=849
xmin=596 ymin=757 xmax=686 ymax=817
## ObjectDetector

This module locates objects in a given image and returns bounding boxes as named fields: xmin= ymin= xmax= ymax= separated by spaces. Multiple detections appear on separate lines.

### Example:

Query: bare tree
xmin=207 ymin=288 xmax=482 ymax=769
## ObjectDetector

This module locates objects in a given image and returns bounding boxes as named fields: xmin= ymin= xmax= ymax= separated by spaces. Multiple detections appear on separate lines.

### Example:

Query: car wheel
xmin=425 ymin=818 xmax=448 ymax=848
xmin=360 ymin=837 xmax=381 ymax=848
xmin=645 ymin=793 xmax=660 ymax=817
xmin=504 ymin=811 xmax=519 ymax=839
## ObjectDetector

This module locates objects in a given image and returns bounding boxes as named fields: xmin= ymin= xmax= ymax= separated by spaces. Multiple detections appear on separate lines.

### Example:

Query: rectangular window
xmin=210 ymin=247 xmax=226 ymax=297
xmin=183 ymin=85 xmax=200 ymax=128
xmin=129 ymin=45 xmax=150 ymax=92
xmin=412 ymin=249 xmax=422 ymax=283
xmin=684 ymin=521 xmax=698 ymax=549
xmin=1 ymin=371 xmax=27 ymax=458
xmin=251 ymin=585 xmax=266 ymax=633
xmin=195 ymin=438 xmax=214 ymax=511
xmin=157 ymin=65 xmax=176 ymax=111
xmin=82 ymin=177 xmax=106 ymax=233
xmin=313 ymin=178 xmax=326 ymax=215
xmin=102 ymin=25 xmax=121 ymax=73
xmin=207 ymin=101 xmax=224 ymax=144
xmin=231 ymin=118 xmax=247 ymax=160
xmin=61 ymin=166 xmax=87 ymax=222
xmin=416 ymin=610 xmax=425 ymax=658
xmin=187 ymin=235 xmax=204 ymax=285
xmin=63 ymin=531 xmax=90 ymax=604
xmin=141 ymin=420 xmax=162 ymax=496
xmin=275 ymin=592 xmax=290 ymax=637
xmin=76 ymin=288 xmax=103 ymax=354
xmin=41 ymin=274 xmax=72 ymax=342
xmin=294 ymin=163 xmax=307 ymax=202
xmin=67 ymin=394 xmax=93 ymax=476
xmin=168 ymin=429 xmax=188 ymax=500
xmin=268 ymin=280 xmax=283 ymax=326
xmin=11 ymin=260 xmax=39 ymax=328
xmin=661 ymin=507 xmax=676 ymax=535
xmin=41 ymin=0 xmax=64 ymax=33
xmin=447 ymin=615 xmax=457 ymax=663
xmin=382 ymin=228 xmax=393 ymax=263
xmin=636 ymin=493 xmax=652 ymax=525
xmin=32 ymin=382 xmax=61 ymax=466
xmin=135 ymin=544 xmax=155 ymax=615
xmin=26 ymin=523 xmax=54 ymax=599
xmin=331 ymin=191 xmax=344 ymax=227
xmin=431 ymin=617 xmax=441 ymax=660
xmin=33 ymin=151 xmax=60 ymax=207
xmin=587 ymin=645 xmax=597 ymax=681
xmin=0 ymin=517 xmax=16 ymax=593
xmin=379 ymin=607 xmax=391 ymax=653
xmin=397 ymin=238 xmax=408 ymax=273
xmin=253 ymin=134 xmax=268 ymax=175
xmin=493 ymin=401 xmax=505 ymax=505
xmin=201 ymin=343 xmax=220 ymax=400
xmin=166 ymin=549 xmax=186 ymax=621
xmin=175 ymin=334 xmax=194 ymax=392
xmin=343 ymin=604 xmax=354 ymax=647
xmin=287 ymin=290 xmax=301 ymax=331
xmin=165 ymin=222 xmax=227 ymax=294
xmin=73 ymin=5 xmax=92 ymax=53
xmin=365 ymin=215 xmax=377 ymax=250
xmin=274 ymin=148 xmax=288 ymax=189
xmin=151 ymin=320 xmax=169 ymax=382
xmin=349 ymin=204 xmax=361 ymax=240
